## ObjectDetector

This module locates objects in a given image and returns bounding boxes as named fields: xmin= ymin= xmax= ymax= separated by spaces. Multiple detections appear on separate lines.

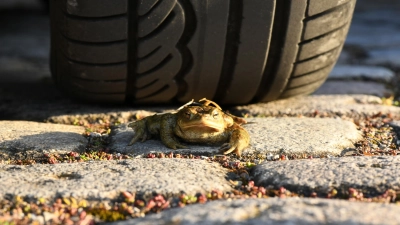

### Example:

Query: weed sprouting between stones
xmin=352 ymin=112 xmax=400 ymax=156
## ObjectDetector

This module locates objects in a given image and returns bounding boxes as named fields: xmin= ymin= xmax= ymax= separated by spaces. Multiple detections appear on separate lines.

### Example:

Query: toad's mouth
xmin=179 ymin=120 xmax=225 ymax=132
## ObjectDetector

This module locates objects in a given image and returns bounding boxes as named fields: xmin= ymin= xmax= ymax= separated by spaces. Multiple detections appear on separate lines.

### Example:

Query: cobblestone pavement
xmin=1 ymin=0 xmax=400 ymax=224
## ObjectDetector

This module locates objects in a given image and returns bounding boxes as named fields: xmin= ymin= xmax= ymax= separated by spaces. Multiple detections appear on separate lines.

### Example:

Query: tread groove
xmin=254 ymin=0 xmax=291 ymax=102
xmin=299 ymin=22 xmax=349 ymax=44
xmin=126 ymin=0 xmax=139 ymax=102
xmin=62 ymin=10 xmax=127 ymax=20
xmin=294 ymin=45 xmax=341 ymax=64
xmin=70 ymin=77 xmax=126 ymax=82
xmin=136 ymin=85 xmax=169 ymax=100
xmin=281 ymin=78 xmax=326 ymax=98
xmin=138 ymin=46 xmax=161 ymax=60
xmin=298 ymin=23 xmax=350 ymax=61
xmin=138 ymin=54 xmax=172 ymax=76
xmin=174 ymin=0 xmax=196 ymax=100
xmin=214 ymin=0 xmax=243 ymax=102
xmin=137 ymin=78 xmax=158 ymax=90
xmin=134 ymin=1 xmax=191 ymax=102
xmin=286 ymin=75 xmax=327 ymax=91
xmin=139 ymin=11 xmax=176 ymax=40
xmin=67 ymin=88 xmax=126 ymax=95
xmin=288 ymin=64 xmax=335 ymax=88
xmin=140 ymin=0 xmax=163 ymax=18
xmin=292 ymin=62 xmax=334 ymax=78
xmin=60 ymin=52 xmax=127 ymax=66
xmin=279 ymin=0 xmax=330 ymax=99
xmin=59 ymin=32 xmax=127 ymax=45
xmin=293 ymin=46 xmax=341 ymax=76
xmin=304 ymin=0 xmax=351 ymax=22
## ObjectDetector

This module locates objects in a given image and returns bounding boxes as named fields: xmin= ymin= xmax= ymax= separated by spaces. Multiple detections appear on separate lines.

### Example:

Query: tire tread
xmin=51 ymin=0 xmax=356 ymax=104
xmin=279 ymin=0 xmax=355 ymax=99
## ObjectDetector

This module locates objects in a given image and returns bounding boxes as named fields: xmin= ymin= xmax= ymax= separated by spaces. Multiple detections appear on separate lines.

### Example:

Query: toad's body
xmin=128 ymin=99 xmax=250 ymax=156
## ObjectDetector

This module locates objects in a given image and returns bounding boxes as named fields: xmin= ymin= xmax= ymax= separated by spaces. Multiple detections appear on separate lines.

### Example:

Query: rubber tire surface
xmin=50 ymin=0 xmax=356 ymax=104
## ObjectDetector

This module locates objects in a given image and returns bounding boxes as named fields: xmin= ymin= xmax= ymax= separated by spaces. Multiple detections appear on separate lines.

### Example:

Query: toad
xmin=128 ymin=98 xmax=250 ymax=156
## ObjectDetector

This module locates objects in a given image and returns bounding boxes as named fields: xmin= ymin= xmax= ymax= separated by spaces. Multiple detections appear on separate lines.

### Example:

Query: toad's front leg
xmin=160 ymin=132 xmax=187 ymax=149
xmin=159 ymin=117 xmax=187 ymax=149
xmin=219 ymin=128 xmax=250 ymax=157
xmin=128 ymin=119 xmax=151 ymax=145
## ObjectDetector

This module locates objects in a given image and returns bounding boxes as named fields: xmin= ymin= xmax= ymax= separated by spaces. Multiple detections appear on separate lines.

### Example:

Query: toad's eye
xmin=185 ymin=112 xmax=191 ymax=119
xmin=213 ymin=111 xmax=219 ymax=118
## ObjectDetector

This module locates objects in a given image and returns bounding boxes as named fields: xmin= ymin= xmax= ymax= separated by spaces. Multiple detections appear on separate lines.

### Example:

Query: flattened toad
xmin=128 ymin=98 xmax=250 ymax=156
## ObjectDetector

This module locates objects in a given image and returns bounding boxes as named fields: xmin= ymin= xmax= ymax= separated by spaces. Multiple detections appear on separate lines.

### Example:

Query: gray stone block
xmin=346 ymin=23 xmax=400 ymax=49
xmin=232 ymin=95 xmax=400 ymax=118
xmin=0 ymin=121 xmax=87 ymax=160
xmin=0 ymin=159 xmax=232 ymax=200
xmin=314 ymin=80 xmax=392 ymax=97
xmin=329 ymin=65 xmax=394 ymax=82
xmin=253 ymin=156 xmax=400 ymax=195
xmin=366 ymin=49 xmax=400 ymax=67
xmin=108 ymin=198 xmax=400 ymax=225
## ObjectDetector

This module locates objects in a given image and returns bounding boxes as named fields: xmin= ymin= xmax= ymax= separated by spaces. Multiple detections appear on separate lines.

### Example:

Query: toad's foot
xmin=162 ymin=138 xmax=188 ymax=149
xmin=160 ymin=132 xmax=188 ymax=149
xmin=128 ymin=120 xmax=150 ymax=146
xmin=219 ymin=129 xmax=249 ymax=157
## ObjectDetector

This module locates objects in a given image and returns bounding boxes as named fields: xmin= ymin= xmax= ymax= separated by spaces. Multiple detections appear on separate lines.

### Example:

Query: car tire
xmin=50 ymin=0 xmax=356 ymax=104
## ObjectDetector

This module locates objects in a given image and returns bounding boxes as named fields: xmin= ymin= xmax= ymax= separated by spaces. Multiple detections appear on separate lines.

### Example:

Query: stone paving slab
xmin=108 ymin=198 xmax=400 ymax=225
xmin=232 ymin=95 xmax=400 ymax=118
xmin=314 ymin=80 xmax=392 ymax=97
xmin=46 ymin=110 xmax=164 ymax=125
xmin=246 ymin=118 xmax=361 ymax=157
xmin=366 ymin=49 xmax=400 ymax=67
xmin=0 ymin=159 xmax=232 ymax=201
xmin=345 ymin=23 xmax=400 ymax=49
xmin=110 ymin=117 xmax=362 ymax=157
xmin=328 ymin=65 xmax=394 ymax=82
xmin=253 ymin=156 xmax=400 ymax=195
xmin=345 ymin=2 xmax=400 ymax=70
xmin=0 ymin=121 xmax=87 ymax=160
